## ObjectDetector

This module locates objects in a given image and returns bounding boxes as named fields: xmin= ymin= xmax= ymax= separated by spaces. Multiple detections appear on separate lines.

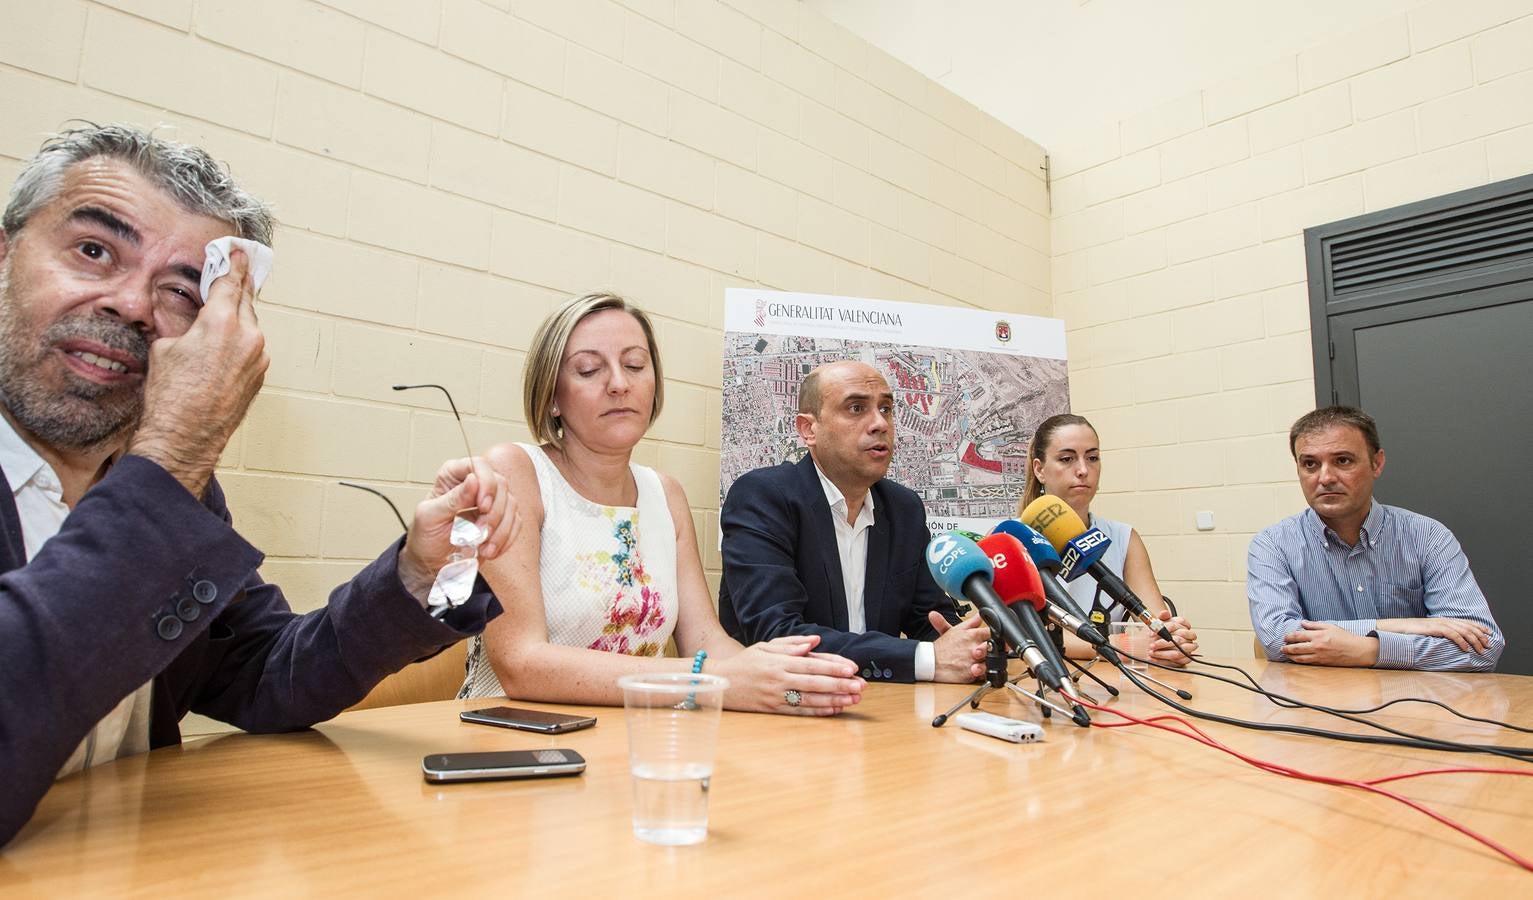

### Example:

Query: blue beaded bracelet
xmin=684 ymin=650 xmax=707 ymax=709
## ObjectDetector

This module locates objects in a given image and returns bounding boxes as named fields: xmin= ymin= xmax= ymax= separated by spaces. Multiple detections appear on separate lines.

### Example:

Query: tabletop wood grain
xmin=4 ymin=659 xmax=1530 ymax=896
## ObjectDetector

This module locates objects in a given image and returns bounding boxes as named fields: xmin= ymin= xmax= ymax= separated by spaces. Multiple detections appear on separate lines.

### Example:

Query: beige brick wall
xmin=1047 ymin=0 xmax=1533 ymax=658
xmin=0 ymin=0 xmax=1047 ymax=624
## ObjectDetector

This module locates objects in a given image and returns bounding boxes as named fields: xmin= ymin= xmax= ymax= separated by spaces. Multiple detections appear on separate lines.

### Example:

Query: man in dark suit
xmin=719 ymin=361 xmax=988 ymax=683
xmin=0 ymin=125 xmax=518 ymax=847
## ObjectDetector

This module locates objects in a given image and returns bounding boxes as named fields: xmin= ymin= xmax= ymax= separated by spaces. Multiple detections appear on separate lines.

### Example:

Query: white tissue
xmin=200 ymin=236 xmax=274 ymax=304
xmin=427 ymin=515 xmax=491 ymax=613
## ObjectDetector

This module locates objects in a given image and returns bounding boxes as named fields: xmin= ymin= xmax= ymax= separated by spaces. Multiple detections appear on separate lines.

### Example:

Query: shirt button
xmin=192 ymin=580 xmax=218 ymax=605
xmin=156 ymin=615 xmax=184 ymax=640
xmin=1356 ymin=585 xmax=1364 ymax=592
xmin=176 ymin=596 xmax=201 ymax=622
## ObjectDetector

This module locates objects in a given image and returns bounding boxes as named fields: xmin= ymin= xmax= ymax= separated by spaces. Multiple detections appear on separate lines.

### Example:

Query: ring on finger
xmin=784 ymin=689 xmax=802 ymax=707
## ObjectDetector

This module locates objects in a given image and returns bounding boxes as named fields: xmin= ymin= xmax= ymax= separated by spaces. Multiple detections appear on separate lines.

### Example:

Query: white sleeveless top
xmin=459 ymin=443 xmax=679 ymax=699
xmin=1064 ymin=513 xmax=1133 ymax=623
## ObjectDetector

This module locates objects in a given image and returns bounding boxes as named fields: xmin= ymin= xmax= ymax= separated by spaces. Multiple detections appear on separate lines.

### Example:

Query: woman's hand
xmin=712 ymin=635 xmax=866 ymax=716
xmin=1148 ymin=609 xmax=1198 ymax=667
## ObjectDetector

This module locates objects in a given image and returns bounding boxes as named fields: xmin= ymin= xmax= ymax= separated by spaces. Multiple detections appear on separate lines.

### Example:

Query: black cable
xmin=1144 ymin=657 xmax=1533 ymax=762
xmin=1107 ymin=655 xmax=1533 ymax=763
xmin=1164 ymin=647 xmax=1533 ymax=734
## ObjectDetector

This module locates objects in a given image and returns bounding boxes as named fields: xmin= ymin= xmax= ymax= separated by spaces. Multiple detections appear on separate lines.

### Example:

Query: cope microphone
xmin=925 ymin=531 xmax=1071 ymax=701
xmin=1020 ymin=496 xmax=1175 ymax=643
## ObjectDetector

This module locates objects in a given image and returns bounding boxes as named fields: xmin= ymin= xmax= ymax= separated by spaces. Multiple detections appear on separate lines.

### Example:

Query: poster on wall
xmin=719 ymin=289 xmax=1070 ymax=536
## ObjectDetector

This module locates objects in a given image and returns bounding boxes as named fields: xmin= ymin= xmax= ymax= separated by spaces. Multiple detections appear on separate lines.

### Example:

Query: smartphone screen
xmin=459 ymin=706 xmax=597 ymax=734
xmin=423 ymin=749 xmax=587 ymax=783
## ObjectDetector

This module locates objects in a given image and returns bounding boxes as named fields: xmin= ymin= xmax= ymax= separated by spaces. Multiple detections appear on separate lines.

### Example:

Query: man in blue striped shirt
xmin=1247 ymin=407 xmax=1503 ymax=671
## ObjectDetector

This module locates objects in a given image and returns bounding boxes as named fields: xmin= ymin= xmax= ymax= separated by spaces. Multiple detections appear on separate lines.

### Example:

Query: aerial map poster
xmin=720 ymin=289 xmax=1071 ymax=536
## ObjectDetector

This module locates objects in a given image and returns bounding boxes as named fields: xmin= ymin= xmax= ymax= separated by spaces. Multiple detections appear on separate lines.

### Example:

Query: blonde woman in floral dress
xmin=459 ymin=294 xmax=865 ymax=715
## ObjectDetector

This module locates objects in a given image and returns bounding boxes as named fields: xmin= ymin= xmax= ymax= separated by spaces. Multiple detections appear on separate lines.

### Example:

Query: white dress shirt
xmin=0 ymin=416 xmax=152 ymax=777
xmin=813 ymin=462 xmax=936 ymax=681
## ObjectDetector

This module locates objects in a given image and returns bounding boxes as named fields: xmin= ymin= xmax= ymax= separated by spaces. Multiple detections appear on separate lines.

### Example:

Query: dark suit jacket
xmin=718 ymin=455 xmax=956 ymax=682
xmin=0 ymin=455 xmax=499 ymax=847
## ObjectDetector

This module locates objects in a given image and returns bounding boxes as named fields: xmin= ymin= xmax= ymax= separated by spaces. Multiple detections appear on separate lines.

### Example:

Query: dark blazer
xmin=0 ymin=455 xmax=498 ymax=848
xmin=718 ymin=455 xmax=957 ymax=682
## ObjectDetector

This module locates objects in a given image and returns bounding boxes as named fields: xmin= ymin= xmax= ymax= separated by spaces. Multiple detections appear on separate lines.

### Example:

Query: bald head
xmin=798 ymin=361 xmax=885 ymax=416
xmin=794 ymin=361 xmax=895 ymax=497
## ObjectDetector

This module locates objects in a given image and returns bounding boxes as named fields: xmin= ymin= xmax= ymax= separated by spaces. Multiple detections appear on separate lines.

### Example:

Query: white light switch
xmin=1195 ymin=511 xmax=1215 ymax=531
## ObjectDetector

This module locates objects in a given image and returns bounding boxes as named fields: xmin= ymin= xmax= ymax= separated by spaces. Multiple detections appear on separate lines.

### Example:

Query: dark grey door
xmin=1329 ymin=292 xmax=1532 ymax=675
xmin=1308 ymin=175 xmax=1533 ymax=675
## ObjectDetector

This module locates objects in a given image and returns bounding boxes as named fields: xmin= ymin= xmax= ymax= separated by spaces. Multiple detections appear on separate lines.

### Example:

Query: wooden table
xmin=4 ymin=660 xmax=1531 ymax=896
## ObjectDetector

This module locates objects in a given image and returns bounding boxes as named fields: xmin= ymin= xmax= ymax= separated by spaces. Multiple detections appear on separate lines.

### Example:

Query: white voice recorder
xmin=955 ymin=712 xmax=1045 ymax=743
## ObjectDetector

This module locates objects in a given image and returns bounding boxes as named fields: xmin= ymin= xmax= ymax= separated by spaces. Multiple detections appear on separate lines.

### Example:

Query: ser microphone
xmin=1020 ymin=496 xmax=1175 ymax=643
xmin=925 ymin=531 xmax=1070 ymax=699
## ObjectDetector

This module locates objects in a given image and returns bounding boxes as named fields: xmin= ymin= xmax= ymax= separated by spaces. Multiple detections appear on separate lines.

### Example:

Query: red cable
xmin=1079 ymin=699 xmax=1533 ymax=872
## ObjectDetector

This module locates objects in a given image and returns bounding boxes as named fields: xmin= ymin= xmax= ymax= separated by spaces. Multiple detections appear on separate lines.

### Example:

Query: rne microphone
xmin=925 ymin=531 xmax=1070 ymax=699
xmin=975 ymin=533 xmax=1092 ymax=727
xmin=991 ymin=520 xmax=1094 ymax=619
xmin=976 ymin=533 xmax=1066 ymax=658
xmin=1019 ymin=496 xmax=1175 ymax=643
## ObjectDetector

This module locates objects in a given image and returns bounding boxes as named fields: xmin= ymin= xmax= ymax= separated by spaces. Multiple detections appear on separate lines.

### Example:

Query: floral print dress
xmin=459 ymin=444 xmax=679 ymax=699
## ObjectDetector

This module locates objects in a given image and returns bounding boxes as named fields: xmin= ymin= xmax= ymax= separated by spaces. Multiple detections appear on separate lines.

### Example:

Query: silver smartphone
xmin=422 ymin=749 xmax=587 ymax=783
xmin=459 ymin=706 xmax=597 ymax=734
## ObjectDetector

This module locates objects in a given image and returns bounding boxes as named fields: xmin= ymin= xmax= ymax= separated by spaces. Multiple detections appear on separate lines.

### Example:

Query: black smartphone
xmin=422 ymin=749 xmax=587 ymax=783
xmin=459 ymin=706 xmax=597 ymax=734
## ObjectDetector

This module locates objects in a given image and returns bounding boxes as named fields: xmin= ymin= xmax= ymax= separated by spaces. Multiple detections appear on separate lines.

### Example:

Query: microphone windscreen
xmin=977 ymin=533 xmax=1046 ymax=610
xmin=1020 ymin=494 xmax=1089 ymax=552
xmin=924 ymin=531 xmax=992 ymax=600
xmin=991 ymin=519 xmax=1063 ymax=569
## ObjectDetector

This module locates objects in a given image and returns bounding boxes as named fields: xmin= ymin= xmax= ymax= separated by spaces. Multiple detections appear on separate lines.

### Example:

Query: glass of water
xmin=617 ymin=672 xmax=730 ymax=846
xmin=1110 ymin=620 xmax=1152 ymax=671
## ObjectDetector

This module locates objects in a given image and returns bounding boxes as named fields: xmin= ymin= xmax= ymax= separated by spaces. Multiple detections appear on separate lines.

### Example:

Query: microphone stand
xmin=931 ymin=622 xmax=1091 ymax=727
xmin=1106 ymin=650 xmax=1194 ymax=701
xmin=1064 ymin=657 xmax=1117 ymax=699
xmin=1006 ymin=682 xmax=1086 ymax=721
xmin=932 ymin=633 xmax=1014 ymax=727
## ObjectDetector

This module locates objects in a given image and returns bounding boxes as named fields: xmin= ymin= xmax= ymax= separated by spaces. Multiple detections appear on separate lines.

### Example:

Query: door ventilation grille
xmin=1330 ymin=196 xmax=1533 ymax=295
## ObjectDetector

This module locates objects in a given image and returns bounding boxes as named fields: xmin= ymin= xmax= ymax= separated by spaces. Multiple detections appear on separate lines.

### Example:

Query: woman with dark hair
xmin=1020 ymin=414 xmax=1197 ymax=666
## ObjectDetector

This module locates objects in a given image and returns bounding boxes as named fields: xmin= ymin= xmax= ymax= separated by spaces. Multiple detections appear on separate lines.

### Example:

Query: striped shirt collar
xmin=1307 ymin=498 xmax=1385 ymax=551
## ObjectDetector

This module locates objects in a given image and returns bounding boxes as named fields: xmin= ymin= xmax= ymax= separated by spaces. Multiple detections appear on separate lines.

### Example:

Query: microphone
xmin=1020 ymin=496 xmax=1175 ymax=642
xmin=985 ymin=526 xmax=1119 ymax=663
xmin=992 ymin=520 xmax=1094 ymax=617
xmin=976 ymin=532 xmax=1062 ymax=653
xmin=976 ymin=533 xmax=1091 ymax=726
xmin=925 ymin=532 xmax=1070 ymax=699
xmin=997 ymin=519 xmax=1191 ymax=701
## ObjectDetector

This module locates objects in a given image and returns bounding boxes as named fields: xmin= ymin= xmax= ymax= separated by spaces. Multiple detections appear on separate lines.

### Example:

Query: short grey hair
xmin=2 ymin=122 xmax=275 ymax=245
